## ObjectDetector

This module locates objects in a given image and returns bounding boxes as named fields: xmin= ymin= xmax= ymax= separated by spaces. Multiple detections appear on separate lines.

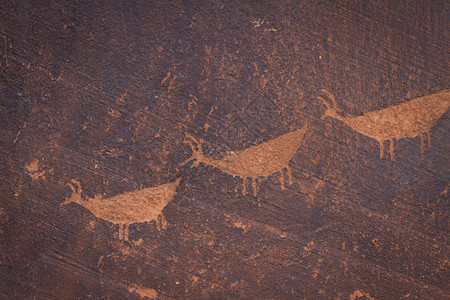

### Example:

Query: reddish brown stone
xmin=0 ymin=1 xmax=448 ymax=299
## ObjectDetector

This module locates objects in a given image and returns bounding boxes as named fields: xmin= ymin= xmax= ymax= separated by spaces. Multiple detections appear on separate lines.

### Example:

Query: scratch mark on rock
xmin=13 ymin=122 xmax=27 ymax=144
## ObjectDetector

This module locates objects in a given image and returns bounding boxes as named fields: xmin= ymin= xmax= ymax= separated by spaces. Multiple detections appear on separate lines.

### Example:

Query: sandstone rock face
xmin=0 ymin=1 xmax=448 ymax=299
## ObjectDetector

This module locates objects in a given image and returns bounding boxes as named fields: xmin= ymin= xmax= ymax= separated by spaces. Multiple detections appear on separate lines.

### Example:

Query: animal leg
xmin=124 ymin=224 xmax=129 ymax=241
xmin=242 ymin=177 xmax=247 ymax=195
xmin=280 ymin=172 xmax=285 ymax=190
xmin=118 ymin=224 xmax=123 ymax=240
xmin=160 ymin=213 xmax=167 ymax=230
xmin=156 ymin=215 xmax=161 ymax=231
xmin=379 ymin=140 xmax=385 ymax=159
xmin=252 ymin=177 xmax=257 ymax=196
xmin=389 ymin=138 xmax=395 ymax=161
xmin=427 ymin=130 xmax=431 ymax=148
xmin=286 ymin=166 xmax=293 ymax=185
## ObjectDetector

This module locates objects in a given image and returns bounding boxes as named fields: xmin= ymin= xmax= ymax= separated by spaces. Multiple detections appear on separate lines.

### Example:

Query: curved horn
xmin=320 ymin=88 xmax=338 ymax=109
xmin=316 ymin=95 xmax=331 ymax=109
xmin=70 ymin=179 xmax=81 ymax=191
xmin=67 ymin=182 xmax=76 ymax=194
xmin=61 ymin=179 xmax=84 ymax=206
xmin=61 ymin=181 xmax=78 ymax=206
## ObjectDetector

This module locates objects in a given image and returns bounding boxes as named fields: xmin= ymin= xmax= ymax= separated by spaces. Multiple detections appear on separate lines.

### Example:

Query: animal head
xmin=317 ymin=88 xmax=342 ymax=119
xmin=182 ymin=133 xmax=205 ymax=167
xmin=60 ymin=179 xmax=84 ymax=206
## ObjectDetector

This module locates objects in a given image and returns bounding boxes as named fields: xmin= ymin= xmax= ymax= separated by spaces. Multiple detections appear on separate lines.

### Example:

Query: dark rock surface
xmin=1 ymin=1 xmax=448 ymax=299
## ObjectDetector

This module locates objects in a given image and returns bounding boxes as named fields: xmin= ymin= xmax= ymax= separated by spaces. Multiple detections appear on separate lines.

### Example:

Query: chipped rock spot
xmin=116 ymin=92 xmax=127 ymax=105
xmin=25 ymin=159 xmax=46 ymax=180
xmin=233 ymin=219 xmax=248 ymax=232
xmin=121 ymin=246 xmax=131 ymax=256
xmin=129 ymin=284 xmax=158 ymax=299
xmin=350 ymin=289 xmax=375 ymax=300
xmin=441 ymin=185 xmax=448 ymax=196
xmin=133 ymin=238 xmax=144 ymax=246
xmin=251 ymin=19 xmax=264 ymax=28
xmin=226 ymin=213 xmax=286 ymax=237
xmin=107 ymin=108 xmax=120 ymax=118
xmin=304 ymin=241 xmax=314 ymax=252
xmin=0 ymin=207 xmax=8 ymax=225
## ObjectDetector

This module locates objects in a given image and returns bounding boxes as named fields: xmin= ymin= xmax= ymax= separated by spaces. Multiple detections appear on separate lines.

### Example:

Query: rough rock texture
xmin=0 ymin=1 xmax=448 ymax=299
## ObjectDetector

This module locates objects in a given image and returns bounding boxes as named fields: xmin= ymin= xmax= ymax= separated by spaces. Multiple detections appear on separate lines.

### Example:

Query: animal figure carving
xmin=318 ymin=88 xmax=450 ymax=160
xmin=61 ymin=178 xmax=181 ymax=241
xmin=183 ymin=123 xmax=308 ymax=196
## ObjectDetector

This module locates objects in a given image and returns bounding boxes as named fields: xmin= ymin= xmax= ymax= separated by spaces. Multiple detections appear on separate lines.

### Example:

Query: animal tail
xmin=61 ymin=179 xmax=82 ymax=206
xmin=181 ymin=133 xmax=204 ymax=167
xmin=168 ymin=177 xmax=182 ymax=190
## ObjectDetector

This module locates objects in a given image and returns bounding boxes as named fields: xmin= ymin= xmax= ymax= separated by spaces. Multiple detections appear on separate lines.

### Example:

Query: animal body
xmin=183 ymin=123 xmax=308 ymax=195
xmin=61 ymin=178 xmax=181 ymax=241
xmin=318 ymin=88 xmax=450 ymax=160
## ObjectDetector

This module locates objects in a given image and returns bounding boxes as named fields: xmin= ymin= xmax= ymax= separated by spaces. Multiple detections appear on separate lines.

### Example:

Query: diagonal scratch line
xmin=217 ymin=94 xmax=262 ymax=138
xmin=13 ymin=122 xmax=26 ymax=144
